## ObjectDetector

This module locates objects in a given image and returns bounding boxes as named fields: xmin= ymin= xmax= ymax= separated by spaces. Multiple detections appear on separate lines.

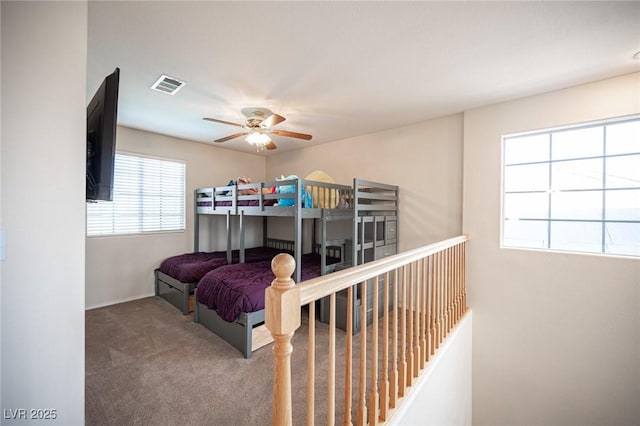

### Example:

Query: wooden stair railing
xmin=266 ymin=235 xmax=469 ymax=425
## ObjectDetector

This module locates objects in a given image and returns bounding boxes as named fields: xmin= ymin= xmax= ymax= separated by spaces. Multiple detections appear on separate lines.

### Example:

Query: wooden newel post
xmin=265 ymin=253 xmax=301 ymax=426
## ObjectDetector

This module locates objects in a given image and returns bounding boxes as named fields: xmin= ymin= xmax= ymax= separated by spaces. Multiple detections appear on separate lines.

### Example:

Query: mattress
xmin=158 ymin=246 xmax=290 ymax=283
xmin=196 ymin=253 xmax=338 ymax=322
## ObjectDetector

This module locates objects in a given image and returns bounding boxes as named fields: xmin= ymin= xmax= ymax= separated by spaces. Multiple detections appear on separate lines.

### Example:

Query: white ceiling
xmin=87 ymin=1 xmax=640 ymax=155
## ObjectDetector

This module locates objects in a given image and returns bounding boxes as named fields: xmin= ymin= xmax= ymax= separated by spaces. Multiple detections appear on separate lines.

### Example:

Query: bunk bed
xmin=192 ymin=176 xmax=399 ymax=356
xmin=155 ymin=176 xmax=351 ymax=316
xmin=194 ymin=177 xmax=355 ymax=282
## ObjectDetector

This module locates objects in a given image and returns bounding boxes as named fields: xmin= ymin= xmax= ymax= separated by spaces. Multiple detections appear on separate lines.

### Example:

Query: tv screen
xmin=86 ymin=67 xmax=119 ymax=201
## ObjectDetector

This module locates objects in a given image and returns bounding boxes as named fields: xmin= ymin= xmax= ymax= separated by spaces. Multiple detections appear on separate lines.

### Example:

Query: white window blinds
xmin=87 ymin=153 xmax=185 ymax=236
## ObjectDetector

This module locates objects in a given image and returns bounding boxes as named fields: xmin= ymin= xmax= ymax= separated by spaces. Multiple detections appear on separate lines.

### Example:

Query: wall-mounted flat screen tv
xmin=86 ymin=67 xmax=119 ymax=201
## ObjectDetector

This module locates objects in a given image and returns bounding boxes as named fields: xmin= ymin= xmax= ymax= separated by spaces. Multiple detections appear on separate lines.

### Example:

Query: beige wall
xmin=85 ymin=126 xmax=265 ymax=308
xmin=464 ymin=72 xmax=640 ymax=426
xmin=267 ymin=114 xmax=464 ymax=251
xmin=1 ymin=2 xmax=87 ymax=423
xmin=87 ymin=112 xmax=465 ymax=308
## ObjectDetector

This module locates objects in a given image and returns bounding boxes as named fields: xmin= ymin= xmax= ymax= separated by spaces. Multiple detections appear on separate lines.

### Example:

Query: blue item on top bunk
xmin=276 ymin=175 xmax=312 ymax=207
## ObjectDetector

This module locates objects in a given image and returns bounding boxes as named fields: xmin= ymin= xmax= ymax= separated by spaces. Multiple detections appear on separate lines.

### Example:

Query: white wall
xmin=85 ymin=126 xmax=266 ymax=308
xmin=389 ymin=311 xmax=473 ymax=426
xmin=1 ymin=2 xmax=87 ymax=424
xmin=464 ymin=73 xmax=640 ymax=426
xmin=267 ymin=114 xmax=464 ymax=252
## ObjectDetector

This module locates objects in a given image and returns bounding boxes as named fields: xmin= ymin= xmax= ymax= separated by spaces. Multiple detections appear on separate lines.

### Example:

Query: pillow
xmin=304 ymin=170 xmax=338 ymax=208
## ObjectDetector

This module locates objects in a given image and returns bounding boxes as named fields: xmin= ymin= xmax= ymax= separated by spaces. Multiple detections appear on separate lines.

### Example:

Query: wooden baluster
xmin=266 ymin=254 xmax=300 ymax=426
xmin=451 ymin=245 xmax=457 ymax=325
xmin=452 ymin=246 xmax=458 ymax=327
xmin=443 ymin=249 xmax=449 ymax=337
xmin=399 ymin=266 xmax=407 ymax=397
xmin=357 ymin=280 xmax=368 ymax=426
xmin=389 ymin=268 xmax=399 ymax=408
xmin=432 ymin=252 xmax=439 ymax=352
xmin=419 ymin=258 xmax=426 ymax=370
xmin=429 ymin=254 xmax=438 ymax=356
xmin=380 ymin=272 xmax=390 ymax=421
xmin=308 ymin=302 xmax=315 ymax=426
xmin=441 ymin=250 xmax=447 ymax=343
xmin=460 ymin=242 xmax=467 ymax=315
xmin=344 ymin=287 xmax=353 ymax=426
xmin=463 ymin=241 xmax=468 ymax=314
xmin=455 ymin=244 xmax=462 ymax=323
xmin=406 ymin=263 xmax=414 ymax=387
xmin=425 ymin=256 xmax=432 ymax=363
xmin=451 ymin=245 xmax=458 ymax=325
xmin=368 ymin=276 xmax=379 ymax=426
xmin=445 ymin=247 xmax=451 ymax=335
xmin=328 ymin=293 xmax=336 ymax=425
xmin=421 ymin=256 xmax=429 ymax=368
xmin=436 ymin=251 xmax=443 ymax=351
xmin=413 ymin=261 xmax=421 ymax=378
xmin=449 ymin=247 xmax=455 ymax=331
xmin=441 ymin=250 xmax=447 ymax=344
xmin=443 ymin=248 xmax=448 ymax=336
xmin=461 ymin=242 xmax=467 ymax=317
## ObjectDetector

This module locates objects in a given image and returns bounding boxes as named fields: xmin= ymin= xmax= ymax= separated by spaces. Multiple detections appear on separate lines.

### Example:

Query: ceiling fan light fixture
xmin=245 ymin=131 xmax=271 ymax=149
xmin=203 ymin=107 xmax=311 ymax=151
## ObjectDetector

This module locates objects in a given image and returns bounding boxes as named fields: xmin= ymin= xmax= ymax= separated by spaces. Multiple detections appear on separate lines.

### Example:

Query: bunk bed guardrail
xmin=196 ymin=178 xmax=355 ymax=215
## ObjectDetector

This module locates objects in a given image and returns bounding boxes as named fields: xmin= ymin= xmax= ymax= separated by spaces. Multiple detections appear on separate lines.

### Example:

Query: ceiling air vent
xmin=151 ymin=74 xmax=186 ymax=95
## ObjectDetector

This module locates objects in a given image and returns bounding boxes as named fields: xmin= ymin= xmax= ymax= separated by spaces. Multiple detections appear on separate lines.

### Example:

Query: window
xmin=502 ymin=116 xmax=640 ymax=257
xmin=87 ymin=153 xmax=185 ymax=236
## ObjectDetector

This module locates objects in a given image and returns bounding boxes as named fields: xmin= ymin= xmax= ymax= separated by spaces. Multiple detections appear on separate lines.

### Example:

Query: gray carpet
xmin=85 ymin=296 xmax=356 ymax=425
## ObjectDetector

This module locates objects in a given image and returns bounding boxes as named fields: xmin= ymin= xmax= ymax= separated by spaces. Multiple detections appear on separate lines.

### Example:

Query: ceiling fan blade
xmin=261 ymin=113 xmax=286 ymax=128
xmin=203 ymin=117 xmax=244 ymax=128
xmin=265 ymin=141 xmax=277 ymax=150
xmin=215 ymin=132 xmax=248 ymax=143
xmin=271 ymin=129 xmax=312 ymax=140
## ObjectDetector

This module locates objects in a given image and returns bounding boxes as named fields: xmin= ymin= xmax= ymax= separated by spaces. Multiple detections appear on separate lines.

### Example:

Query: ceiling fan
xmin=203 ymin=107 xmax=312 ymax=151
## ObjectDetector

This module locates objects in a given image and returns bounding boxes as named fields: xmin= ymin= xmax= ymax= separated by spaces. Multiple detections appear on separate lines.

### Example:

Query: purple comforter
xmin=158 ymin=247 xmax=290 ymax=283
xmin=196 ymin=253 xmax=338 ymax=322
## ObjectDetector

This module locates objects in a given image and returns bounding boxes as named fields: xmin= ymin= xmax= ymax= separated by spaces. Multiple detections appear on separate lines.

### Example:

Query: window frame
xmin=500 ymin=115 xmax=640 ymax=258
xmin=86 ymin=151 xmax=186 ymax=238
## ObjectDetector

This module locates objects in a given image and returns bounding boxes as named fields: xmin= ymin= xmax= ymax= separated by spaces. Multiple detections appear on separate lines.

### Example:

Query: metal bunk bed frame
xmin=192 ymin=177 xmax=398 ymax=356
xmin=194 ymin=178 xmax=355 ymax=282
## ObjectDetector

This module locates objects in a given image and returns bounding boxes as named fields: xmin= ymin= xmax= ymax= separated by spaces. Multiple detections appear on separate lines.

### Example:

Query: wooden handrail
xmin=298 ymin=235 xmax=468 ymax=305
xmin=266 ymin=235 xmax=469 ymax=425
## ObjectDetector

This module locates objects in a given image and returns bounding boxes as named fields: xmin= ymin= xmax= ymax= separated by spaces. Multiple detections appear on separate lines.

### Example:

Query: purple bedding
xmin=158 ymin=246 xmax=290 ymax=283
xmin=196 ymin=253 xmax=339 ymax=322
